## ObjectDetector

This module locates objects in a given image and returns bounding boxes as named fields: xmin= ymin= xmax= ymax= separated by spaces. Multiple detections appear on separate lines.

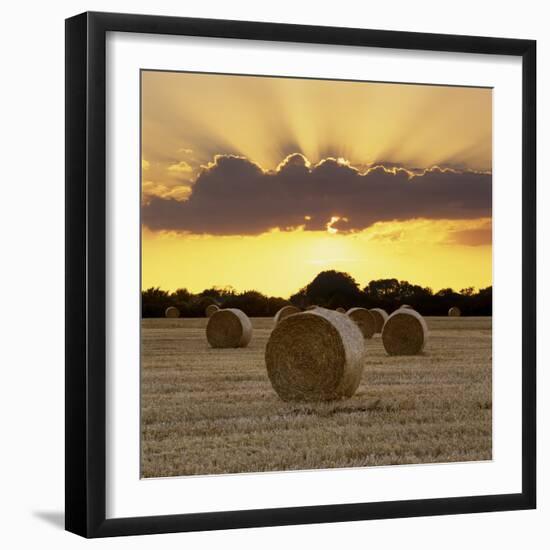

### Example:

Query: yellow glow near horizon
xmin=142 ymin=218 xmax=492 ymax=297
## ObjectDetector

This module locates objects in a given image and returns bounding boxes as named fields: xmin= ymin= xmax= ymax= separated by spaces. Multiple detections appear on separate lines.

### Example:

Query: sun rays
xmin=141 ymin=71 xmax=492 ymax=187
xmin=141 ymin=70 xmax=492 ymax=296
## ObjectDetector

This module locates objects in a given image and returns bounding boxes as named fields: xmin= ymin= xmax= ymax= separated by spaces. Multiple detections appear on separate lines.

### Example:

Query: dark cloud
xmin=142 ymin=154 xmax=492 ymax=235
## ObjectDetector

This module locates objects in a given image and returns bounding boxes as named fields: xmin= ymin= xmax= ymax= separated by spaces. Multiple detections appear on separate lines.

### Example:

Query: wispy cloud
xmin=167 ymin=160 xmax=193 ymax=174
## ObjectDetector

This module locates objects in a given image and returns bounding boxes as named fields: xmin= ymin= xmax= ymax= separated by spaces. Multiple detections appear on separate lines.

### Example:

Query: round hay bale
xmin=205 ymin=304 xmax=219 ymax=318
xmin=274 ymin=305 xmax=300 ymax=325
xmin=369 ymin=308 xmax=388 ymax=333
xmin=265 ymin=307 xmax=365 ymax=401
xmin=306 ymin=305 xmax=318 ymax=311
xmin=448 ymin=306 xmax=461 ymax=317
xmin=382 ymin=309 xmax=428 ymax=355
xmin=165 ymin=306 xmax=180 ymax=318
xmin=346 ymin=307 xmax=376 ymax=339
xmin=335 ymin=307 xmax=346 ymax=313
xmin=400 ymin=304 xmax=413 ymax=309
xmin=206 ymin=308 xmax=252 ymax=348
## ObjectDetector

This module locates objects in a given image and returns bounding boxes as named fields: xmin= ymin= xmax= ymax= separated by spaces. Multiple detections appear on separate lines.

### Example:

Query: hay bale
xmin=206 ymin=308 xmax=252 ymax=348
xmin=265 ymin=307 xmax=365 ymax=401
xmin=382 ymin=309 xmax=428 ymax=355
xmin=448 ymin=306 xmax=461 ymax=317
xmin=205 ymin=304 xmax=219 ymax=318
xmin=164 ymin=306 xmax=180 ymax=318
xmin=306 ymin=305 xmax=318 ymax=310
xmin=274 ymin=305 xmax=300 ymax=325
xmin=369 ymin=308 xmax=388 ymax=333
xmin=335 ymin=307 xmax=346 ymax=313
xmin=346 ymin=307 xmax=376 ymax=339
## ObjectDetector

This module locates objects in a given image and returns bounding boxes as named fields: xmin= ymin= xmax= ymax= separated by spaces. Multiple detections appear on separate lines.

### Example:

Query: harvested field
xmin=141 ymin=316 xmax=492 ymax=477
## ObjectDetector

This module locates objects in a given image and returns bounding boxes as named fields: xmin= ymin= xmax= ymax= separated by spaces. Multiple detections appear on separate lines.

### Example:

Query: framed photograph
xmin=65 ymin=11 xmax=536 ymax=538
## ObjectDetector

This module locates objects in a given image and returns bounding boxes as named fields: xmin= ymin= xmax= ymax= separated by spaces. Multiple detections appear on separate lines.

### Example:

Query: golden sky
xmin=141 ymin=71 xmax=492 ymax=297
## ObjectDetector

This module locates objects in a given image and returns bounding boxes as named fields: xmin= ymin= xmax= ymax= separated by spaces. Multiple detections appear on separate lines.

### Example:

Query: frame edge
xmin=65 ymin=11 xmax=89 ymax=538
xmin=66 ymin=11 xmax=537 ymax=538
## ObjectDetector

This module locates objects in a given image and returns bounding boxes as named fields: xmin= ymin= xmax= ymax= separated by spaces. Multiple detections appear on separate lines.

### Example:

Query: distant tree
xmin=141 ymin=287 xmax=173 ymax=317
xmin=364 ymin=278 xmax=401 ymax=299
xmin=168 ymin=288 xmax=192 ymax=317
xmin=397 ymin=281 xmax=432 ymax=299
xmin=224 ymin=290 xmax=269 ymax=316
xmin=141 ymin=274 xmax=492 ymax=318
xmin=470 ymin=286 xmax=492 ymax=315
xmin=142 ymin=287 xmax=170 ymax=300
xmin=218 ymin=285 xmax=236 ymax=298
xmin=199 ymin=287 xmax=220 ymax=298
xmin=172 ymin=288 xmax=192 ymax=302
xmin=362 ymin=279 xmax=432 ymax=312
xmin=289 ymin=287 xmax=307 ymax=308
xmin=305 ymin=270 xmax=362 ymax=308
xmin=435 ymin=287 xmax=457 ymax=297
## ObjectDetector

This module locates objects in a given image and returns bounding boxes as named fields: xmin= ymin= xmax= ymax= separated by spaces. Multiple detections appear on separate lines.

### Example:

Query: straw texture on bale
xmin=206 ymin=308 xmax=252 ymax=348
xmin=448 ymin=306 xmax=462 ymax=317
xmin=335 ymin=307 xmax=346 ymax=313
xmin=346 ymin=307 xmax=376 ymax=339
xmin=369 ymin=308 xmax=388 ymax=333
xmin=205 ymin=304 xmax=220 ymax=318
xmin=274 ymin=305 xmax=300 ymax=325
xmin=265 ymin=307 xmax=365 ymax=402
xmin=164 ymin=306 xmax=180 ymax=319
xmin=382 ymin=309 xmax=428 ymax=356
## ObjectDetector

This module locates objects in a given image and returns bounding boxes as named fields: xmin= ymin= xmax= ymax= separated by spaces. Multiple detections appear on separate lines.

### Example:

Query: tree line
xmin=142 ymin=270 xmax=492 ymax=317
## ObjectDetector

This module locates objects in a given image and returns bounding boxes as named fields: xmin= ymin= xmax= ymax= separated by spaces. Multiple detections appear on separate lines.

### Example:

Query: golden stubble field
xmin=141 ymin=316 xmax=492 ymax=478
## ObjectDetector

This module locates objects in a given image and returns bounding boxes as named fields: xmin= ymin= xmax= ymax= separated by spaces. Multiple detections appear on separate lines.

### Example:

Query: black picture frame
xmin=65 ymin=11 xmax=536 ymax=538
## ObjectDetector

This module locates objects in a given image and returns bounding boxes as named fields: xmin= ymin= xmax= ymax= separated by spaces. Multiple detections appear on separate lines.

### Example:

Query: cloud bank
xmin=142 ymin=154 xmax=492 ymax=235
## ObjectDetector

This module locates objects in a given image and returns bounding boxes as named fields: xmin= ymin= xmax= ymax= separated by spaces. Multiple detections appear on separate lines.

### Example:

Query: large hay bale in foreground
xmin=274 ymin=305 xmax=300 ymax=325
xmin=206 ymin=308 xmax=252 ymax=348
xmin=369 ymin=308 xmax=388 ymax=333
xmin=335 ymin=307 xmax=346 ymax=313
xmin=205 ymin=304 xmax=219 ymax=318
xmin=265 ymin=307 xmax=365 ymax=401
xmin=382 ymin=309 xmax=428 ymax=355
xmin=347 ymin=307 xmax=376 ymax=339
xmin=448 ymin=306 xmax=461 ymax=317
xmin=165 ymin=306 xmax=180 ymax=318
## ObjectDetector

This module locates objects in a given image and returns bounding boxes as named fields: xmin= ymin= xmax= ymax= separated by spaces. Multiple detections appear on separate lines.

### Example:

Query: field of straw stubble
xmin=141 ymin=316 xmax=492 ymax=478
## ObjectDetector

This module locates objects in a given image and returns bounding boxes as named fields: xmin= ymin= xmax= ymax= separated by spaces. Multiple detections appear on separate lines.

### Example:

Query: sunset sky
xmin=141 ymin=70 xmax=492 ymax=297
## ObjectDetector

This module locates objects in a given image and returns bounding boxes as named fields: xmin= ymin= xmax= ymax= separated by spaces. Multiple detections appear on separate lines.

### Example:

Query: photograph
xmin=140 ymin=70 xmax=493 ymax=478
